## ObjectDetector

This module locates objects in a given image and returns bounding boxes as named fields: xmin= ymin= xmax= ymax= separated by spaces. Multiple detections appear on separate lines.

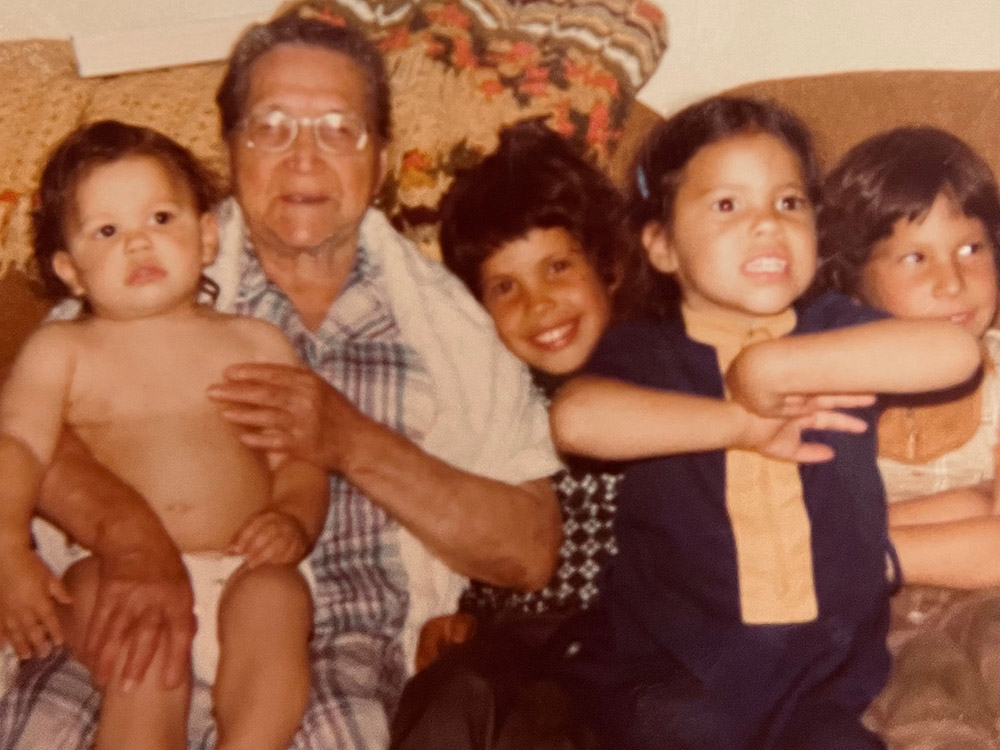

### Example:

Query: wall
xmin=0 ymin=0 xmax=997 ymax=116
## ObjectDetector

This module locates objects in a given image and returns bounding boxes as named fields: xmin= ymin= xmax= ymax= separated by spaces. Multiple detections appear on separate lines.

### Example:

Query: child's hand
xmin=737 ymin=407 xmax=869 ymax=464
xmin=0 ymin=547 xmax=71 ymax=659
xmin=231 ymin=510 xmax=311 ymax=567
xmin=415 ymin=612 xmax=477 ymax=672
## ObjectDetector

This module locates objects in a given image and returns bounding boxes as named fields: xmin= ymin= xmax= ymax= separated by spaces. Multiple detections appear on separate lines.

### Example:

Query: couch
xmin=0 ymin=0 xmax=997 ymax=746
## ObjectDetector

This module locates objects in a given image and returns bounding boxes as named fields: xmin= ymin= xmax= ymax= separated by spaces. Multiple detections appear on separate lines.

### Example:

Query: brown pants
xmin=390 ymin=614 xmax=600 ymax=750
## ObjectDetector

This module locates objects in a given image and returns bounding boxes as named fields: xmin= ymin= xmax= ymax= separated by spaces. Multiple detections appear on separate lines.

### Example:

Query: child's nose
xmin=123 ymin=229 xmax=152 ymax=252
xmin=932 ymin=258 xmax=965 ymax=296
xmin=751 ymin=204 xmax=781 ymax=231
xmin=526 ymin=284 xmax=557 ymax=311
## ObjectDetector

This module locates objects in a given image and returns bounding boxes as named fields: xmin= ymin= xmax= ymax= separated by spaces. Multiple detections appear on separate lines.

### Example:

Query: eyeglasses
xmin=241 ymin=109 xmax=370 ymax=154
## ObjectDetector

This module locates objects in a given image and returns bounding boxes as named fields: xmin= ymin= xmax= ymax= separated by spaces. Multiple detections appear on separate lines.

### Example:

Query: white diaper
xmin=184 ymin=552 xmax=314 ymax=685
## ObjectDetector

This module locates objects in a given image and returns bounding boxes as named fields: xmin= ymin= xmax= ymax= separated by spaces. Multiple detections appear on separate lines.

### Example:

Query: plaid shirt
xmin=0 ymin=241 xmax=436 ymax=749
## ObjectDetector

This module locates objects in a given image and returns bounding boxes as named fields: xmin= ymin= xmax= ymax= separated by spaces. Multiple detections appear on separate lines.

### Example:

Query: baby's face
xmin=859 ymin=191 xmax=998 ymax=339
xmin=479 ymin=226 xmax=612 ymax=375
xmin=54 ymin=155 xmax=217 ymax=320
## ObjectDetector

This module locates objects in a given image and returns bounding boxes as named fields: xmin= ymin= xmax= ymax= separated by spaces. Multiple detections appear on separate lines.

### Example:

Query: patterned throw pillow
xmin=0 ymin=0 xmax=666 ymax=274
xmin=295 ymin=0 xmax=667 ymax=257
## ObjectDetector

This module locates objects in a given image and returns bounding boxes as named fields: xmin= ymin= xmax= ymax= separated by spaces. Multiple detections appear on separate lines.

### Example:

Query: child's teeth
xmin=535 ymin=323 xmax=573 ymax=344
xmin=746 ymin=257 xmax=786 ymax=273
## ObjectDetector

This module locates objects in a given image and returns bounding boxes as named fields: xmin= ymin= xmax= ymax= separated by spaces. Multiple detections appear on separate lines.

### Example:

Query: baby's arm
xmin=727 ymin=319 xmax=981 ymax=417
xmin=226 ymin=320 xmax=329 ymax=567
xmin=551 ymin=375 xmax=868 ymax=463
xmin=0 ymin=325 xmax=76 ymax=657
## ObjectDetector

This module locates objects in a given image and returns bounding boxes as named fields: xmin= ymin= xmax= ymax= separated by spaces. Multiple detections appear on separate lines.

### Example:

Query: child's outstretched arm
xmin=551 ymin=375 xmax=869 ymax=463
xmin=726 ymin=319 xmax=981 ymax=418
xmin=0 ymin=324 xmax=77 ymax=658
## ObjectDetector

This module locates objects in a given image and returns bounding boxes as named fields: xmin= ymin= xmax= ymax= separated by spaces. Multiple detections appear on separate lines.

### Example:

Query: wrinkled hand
xmin=231 ymin=510 xmax=310 ymax=567
xmin=738 ymin=407 xmax=870 ymax=463
xmin=0 ymin=546 xmax=71 ymax=659
xmin=208 ymin=363 xmax=362 ymax=471
xmin=84 ymin=545 xmax=194 ymax=691
xmin=415 ymin=612 xmax=477 ymax=672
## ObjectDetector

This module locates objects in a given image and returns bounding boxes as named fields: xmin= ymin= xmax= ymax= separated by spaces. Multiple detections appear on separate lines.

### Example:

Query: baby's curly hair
xmin=33 ymin=119 xmax=223 ymax=300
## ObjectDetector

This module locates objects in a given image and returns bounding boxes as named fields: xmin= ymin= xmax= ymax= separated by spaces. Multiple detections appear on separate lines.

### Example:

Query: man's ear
xmin=51 ymin=251 xmax=84 ymax=296
xmin=642 ymin=221 xmax=678 ymax=275
xmin=199 ymin=213 xmax=219 ymax=266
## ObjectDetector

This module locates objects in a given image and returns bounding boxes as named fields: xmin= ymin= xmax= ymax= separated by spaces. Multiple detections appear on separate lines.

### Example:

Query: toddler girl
xmin=548 ymin=97 xmax=981 ymax=749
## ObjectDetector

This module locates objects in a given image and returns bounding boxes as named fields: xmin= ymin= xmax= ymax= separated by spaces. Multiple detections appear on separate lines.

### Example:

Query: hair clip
xmin=636 ymin=164 xmax=650 ymax=200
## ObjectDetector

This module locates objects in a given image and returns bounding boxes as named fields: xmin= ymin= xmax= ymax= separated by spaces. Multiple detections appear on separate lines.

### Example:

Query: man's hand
xmin=414 ymin=612 xmax=477 ymax=672
xmin=84 ymin=542 xmax=195 ymax=691
xmin=37 ymin=430 xmax=195 ymax=691
xmin=209 ymin=363 xmax=361 ymax=471
xmin=0 ymin=545 xmax=71 ymax=659
xmin=231 ymin=509 xmax=311 ymax=567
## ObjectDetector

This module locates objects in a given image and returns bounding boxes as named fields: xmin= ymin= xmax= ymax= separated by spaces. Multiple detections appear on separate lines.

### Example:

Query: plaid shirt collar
xmin=233 ymin=237 xmax=394 ymax=345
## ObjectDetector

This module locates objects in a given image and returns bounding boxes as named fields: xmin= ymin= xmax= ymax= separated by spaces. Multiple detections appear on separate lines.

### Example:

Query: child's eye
xmin=901 ymin=252 xmax=925 ymax=265
xmin=152 ymin=211 xmax=174 ymax=225
xmin=96 ymin=224 xmax=116 ymax=239
xmin=957 ymin=242 xmax=983 ymax=258
xmin=550 ymin=257 xmax=572 ymax=274
xmin=485 ymin=278 xmax=516 ymax=299
xmin=712 ymin=198 xmax=736 ymax=212
xmin=777 ymin=194 xmax=809 ymax=211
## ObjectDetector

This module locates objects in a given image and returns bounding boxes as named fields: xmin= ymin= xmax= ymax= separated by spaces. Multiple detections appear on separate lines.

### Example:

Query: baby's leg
xmin=61 ymin=557 xmax=191 ymax=750
xmin=213 ymin=564 xmax=312 ymax=750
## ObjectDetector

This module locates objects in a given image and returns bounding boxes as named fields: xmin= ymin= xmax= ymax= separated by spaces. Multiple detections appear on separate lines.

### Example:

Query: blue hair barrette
xmin=636 ymin=164 xmax=650 ymax=200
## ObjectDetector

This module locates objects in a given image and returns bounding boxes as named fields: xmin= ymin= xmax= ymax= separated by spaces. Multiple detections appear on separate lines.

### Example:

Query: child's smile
xmin=480 ymin=227 xmax=612 ymax=375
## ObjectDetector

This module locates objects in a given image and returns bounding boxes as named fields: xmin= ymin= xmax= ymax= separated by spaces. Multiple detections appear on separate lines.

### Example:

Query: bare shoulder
xmin=11 ymin=319 xmax=82 ymax=369
xmin=215 ymin=314 xmax=300 ymax=366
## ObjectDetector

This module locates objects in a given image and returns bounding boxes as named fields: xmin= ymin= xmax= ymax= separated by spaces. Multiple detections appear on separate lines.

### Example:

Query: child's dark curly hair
xmin=439 ymin=117 xmax=627 ymax=309
xmin=33 ymin=119 xmax=224 ymax=300
xmin=817 ymin=126 xmax=1000 ymax=296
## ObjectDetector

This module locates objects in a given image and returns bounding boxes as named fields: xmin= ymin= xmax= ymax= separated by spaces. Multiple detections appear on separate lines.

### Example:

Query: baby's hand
xmin=737 ymin=407 xmax=869 ymax=464
xmin=415 ymin=612 xmax=477 ymax=672
xmin=0 ymin=547 xmax=71 ymax=660
xmin=231 ymin=510 xmax=310 ymax=567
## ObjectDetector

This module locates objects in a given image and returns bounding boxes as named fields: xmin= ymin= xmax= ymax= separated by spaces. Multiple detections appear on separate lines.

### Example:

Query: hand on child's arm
xmin=0 ymin=544 xmax=71 ymax=659
xmin=415 ymin=612 xmax=477 ymax=672
xmin=38 ymin=431 xmax=195 ymax=690
xmin=231 ymin=510 xmax=312 ymax=566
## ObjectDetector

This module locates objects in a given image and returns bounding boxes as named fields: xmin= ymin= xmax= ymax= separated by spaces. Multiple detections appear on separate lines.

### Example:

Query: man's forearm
xmin=35 ymin=431 xmax=177 ymax=559
xmin=338 ymin=415 xmax=561 ymax=591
